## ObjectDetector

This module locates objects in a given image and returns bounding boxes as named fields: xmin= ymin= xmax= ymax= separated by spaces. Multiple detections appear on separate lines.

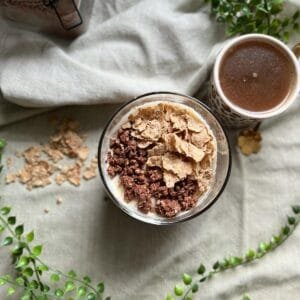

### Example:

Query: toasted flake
xmin=63 ymin=163 xmax=81 ymax=186
xmin=165 ymin=134 xmax=205 ymax=162
xmin=190 ymin=130 xmax=211 ymax=148
xmin=170 ymin=114 xmax=186 ymax=131
xmin=6 ymin=157 xmax=13 ymax=169
xmin=146 ymin=156 xmax=162 ymax=168
xmin=238 ymin=129 xmax=262 ymax=156
xmin=141 ymin=120 xmax=162 ymax=141
xmin=187 ymin=117 xmax=205 ymax=132
xmin=137 ymin=141 xmax=153 ymax=149
xmin=56 ymin=197 xmax=63 ymax=205
xmin=5 ymin=173 xmax=17 ymax=184
xmin=163 ymin=171 xmax=180 ymax=188
xmin=23 ymin=146 xmax=41 ymax=163
xmin=162 ymin=153 xmax=193 ymax=179
xmin=55 ymin=173 xmax=67 ymax=185
xmin=77 ymin=146 xmax=90 ymax=161
xmin=132 ymin=118 xmax=147 ymax=132
xmin=122 ymin=122 xmax=132 ymax=129
xmin=43 ymin=145 xmax=64 ymax=162
xmin=148 ymin=143 xmax=166 ymax=156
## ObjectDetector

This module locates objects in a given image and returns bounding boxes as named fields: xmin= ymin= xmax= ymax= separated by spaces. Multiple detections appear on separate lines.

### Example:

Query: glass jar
xmin=0 ymin=0 xmax=94 ymax=38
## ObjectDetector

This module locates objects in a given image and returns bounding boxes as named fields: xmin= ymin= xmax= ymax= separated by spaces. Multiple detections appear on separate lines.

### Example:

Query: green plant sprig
xmin=166 ymin=204 xmax=300 ymax=300
xmin=0 ymin=139 xmax=109 ymax=300
xmin=0 ymin=206 xmax=108 ymax=300
xmin=206 ymin=0 xmax=300 ymax=42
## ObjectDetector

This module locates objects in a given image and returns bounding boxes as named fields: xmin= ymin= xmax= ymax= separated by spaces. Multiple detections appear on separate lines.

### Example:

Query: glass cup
xmin=98 ymin=92 xmax=231 ymax=225
xmin=207 ymin=34 xmax=300 ymax=128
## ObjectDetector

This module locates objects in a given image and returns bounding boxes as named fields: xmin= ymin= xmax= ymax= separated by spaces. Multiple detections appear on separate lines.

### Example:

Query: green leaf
xmin=15 ymin=277 xmax=25 ymax=285
xmin=77 ymin=286 xmax=87 ymax=297
xmin=7 ymin=217 xmax=16 ymax=225
xmin=288 ymin=216 xmax=296 ymax=225
xmin=197 ymin=264 xmax=206 ymax=275
xmin=259 ymin=242 xmax=268 ymax=252
xmin=55 ymin=289 xmax=64 ymax=297
xmin=68 ymin=270 xmax=77 ymax=278
xmin=282 ymin=226 xmax=290 ymax=235
xmin=37 ymin=265 xmax=49 ymax=272
xmin=2 ymin=236 xmax=13 ymax=246
xmin=83 ymin=276 xmax=91 ymax=284
xmin=1 ymin=207 xmax=11 ymax=215
xmin=16 ymin=256 xmax=29 ymax=268
xmin=182 ymin=273 xmax=192 ymax=285
xmin=166 ymin=295 xmax=174 ymax=300
xmin=15 ymin=225 xmax=24 ymax=236
xmin=29 ymin=280 xmax=39 ymax=289
xmin=0 ymin=138 xmax=6 ymax=148
xmin=243 ymin=294 xmax=251 ymax=300
xmin=0 ymin=277 xmax=7 ymax=286
xmin=65 ymin=281 xmax=75 ymax=293
xmin=246 ymin=249 xmax=256 ymax=260
xmin=26 ymin=231 xmax=34 ymax=243
xmin=32 ymin=245 xmax=43 ymax=257
xmin=292 ymin=205 xmax=300 ymax=214
xmin=213 ymin=261 xmax=220 ymax=270
xmin=50 ymin=273 xmax=60 ymax=282
xmin=87 ymin=293 xmax=96 ymax=300
xmin=191 ymin=283 xmax=199 ymax=293
xmin=7 ymin=287 xmax=15 ymax=296
xmin=0 ymin=225 xmax=5 ymax=233
xmin=22 ymin=267 xmax=34 ymax=277
xmin=174 ymin=284 xmax=184 ymax=296
xmin=97 ymin=282 xmax=105 ymax=293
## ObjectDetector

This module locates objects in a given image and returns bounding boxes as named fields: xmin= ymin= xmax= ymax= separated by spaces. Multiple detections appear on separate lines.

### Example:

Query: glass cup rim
xmin=214 ymin=33 xmax=300 ymax=120
xmin=97 ymin=91 xmax=232 ymax=225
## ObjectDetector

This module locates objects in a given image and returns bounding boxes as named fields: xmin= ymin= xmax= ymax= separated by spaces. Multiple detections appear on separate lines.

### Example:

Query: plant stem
xmin=182 ymin=217 xmax=299 ymax=300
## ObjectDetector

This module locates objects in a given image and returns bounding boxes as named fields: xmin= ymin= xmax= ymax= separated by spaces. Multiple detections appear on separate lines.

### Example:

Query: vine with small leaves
xmin=206 ymin=0 xmax=300 ymax=42
xmin=0 ymin=139 xmax=109 ymax=300
xmin=166 ymin=204 xmax=300 ymax=300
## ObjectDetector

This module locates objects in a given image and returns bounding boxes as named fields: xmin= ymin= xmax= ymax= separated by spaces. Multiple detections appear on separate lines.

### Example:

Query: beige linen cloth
xmin=0 ymin=0 xmax=300 ymax=299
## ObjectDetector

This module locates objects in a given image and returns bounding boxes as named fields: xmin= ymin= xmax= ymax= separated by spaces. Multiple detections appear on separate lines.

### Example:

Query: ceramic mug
xmin=207 ymin=34 xmax=300 ymax=128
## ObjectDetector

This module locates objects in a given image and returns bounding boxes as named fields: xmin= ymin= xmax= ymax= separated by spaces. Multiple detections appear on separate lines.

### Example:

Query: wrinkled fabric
xmin=0 ymin=0 xmax=300 ymax=299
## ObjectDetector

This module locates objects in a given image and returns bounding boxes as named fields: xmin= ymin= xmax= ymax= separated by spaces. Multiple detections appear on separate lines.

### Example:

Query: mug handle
xmin=292 ymin=43 xmax=300 ymax=58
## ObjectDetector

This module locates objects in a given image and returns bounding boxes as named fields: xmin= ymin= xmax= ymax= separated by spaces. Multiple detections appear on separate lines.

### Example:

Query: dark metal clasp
xmin=43 ymin=0 xmax=83 ymax=31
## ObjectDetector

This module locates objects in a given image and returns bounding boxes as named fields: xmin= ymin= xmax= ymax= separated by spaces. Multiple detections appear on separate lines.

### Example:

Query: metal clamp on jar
xmin=0 ymin=0 xmax=94 ymax=37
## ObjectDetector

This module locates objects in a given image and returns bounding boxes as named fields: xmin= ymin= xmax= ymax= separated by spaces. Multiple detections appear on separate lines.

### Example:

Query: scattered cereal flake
xmin=44 ymin=208 xmax=49 ymax=214
xmin=146 ymin=156 xmax=162 ymax=168
xmin=22 ymin=146 xmax=42 ymax=163
xmin=77 ymin=146 xmax=90 ymax=161
xmin=5 ymin=173 xmax=17 ymax=184
xmin=238 ymin=129 xmax=262 ymax=156
xmin=56 ymin=197 xmax=63 ymax=205
xmin=15 ymin=151 xmax=21 ymax=158
xmin=162 ymin=153 xmax=193 ymax=180
xmin=55 ymin=173 xmax=67 ymax=185
xmin=6 ymin=157 xmax=13 ymax=169
xmin=43 ymin=145 xmax=64 ymax=162
xmin=62 ymin=163 xmax=81 ymax=186
xmin=83 ymin=159 xmax=97 ymax=180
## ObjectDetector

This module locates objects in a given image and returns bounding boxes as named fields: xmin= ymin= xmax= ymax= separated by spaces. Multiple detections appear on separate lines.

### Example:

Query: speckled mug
xmin=207 ymin=34 xmax=300 ymax=129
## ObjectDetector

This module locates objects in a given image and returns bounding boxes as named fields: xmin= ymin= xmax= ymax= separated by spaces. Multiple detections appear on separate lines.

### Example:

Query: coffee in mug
xmin=208 ymin=34 xmax=300 ymax=128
